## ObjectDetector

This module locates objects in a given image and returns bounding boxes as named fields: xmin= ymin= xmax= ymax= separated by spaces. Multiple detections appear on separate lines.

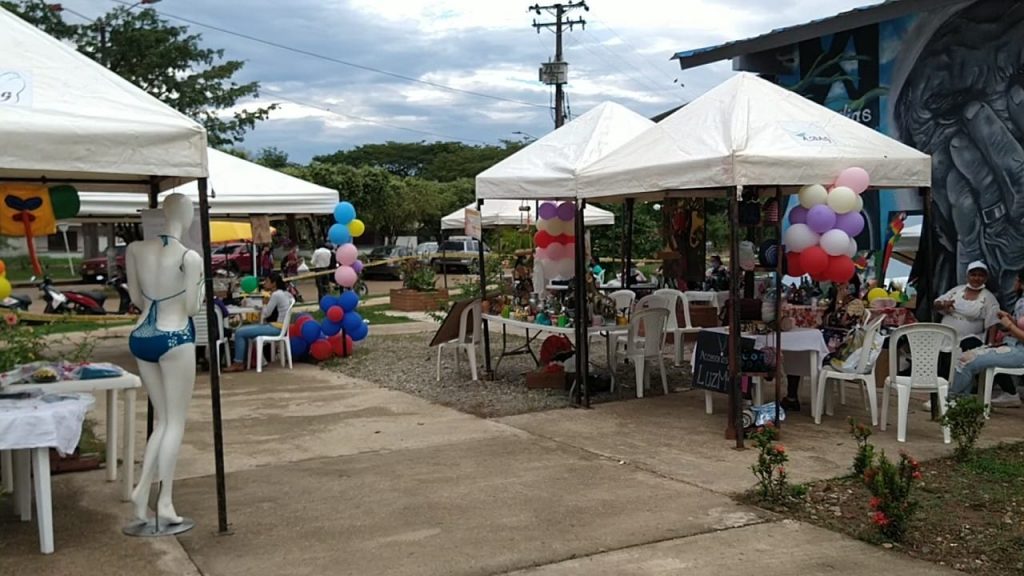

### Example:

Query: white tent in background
xmin=76 ymin=148 xmax=338 ymax=218
xmin=441 ymin=199 xmax=613 ymax=230
xmin=0 ymin=7 xmax=206 ymax=189
xmin=577 ymin=72 xmax=932 ymax=200
xmin=476 ymin=101 xmax=654 ymax=199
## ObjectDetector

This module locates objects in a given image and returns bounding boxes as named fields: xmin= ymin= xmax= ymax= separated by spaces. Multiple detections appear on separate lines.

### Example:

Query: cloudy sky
xmin=55 ymin=0 xmax=874 ymax=162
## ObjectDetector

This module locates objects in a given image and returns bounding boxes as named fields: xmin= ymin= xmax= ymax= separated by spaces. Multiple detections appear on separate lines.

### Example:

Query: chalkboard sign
xmin=692 ymin=329 xmax=753 ymax=394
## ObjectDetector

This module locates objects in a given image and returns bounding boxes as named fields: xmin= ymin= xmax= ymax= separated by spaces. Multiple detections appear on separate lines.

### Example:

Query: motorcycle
xmin=109 ymin=271 xmax=140 ymax=315
xmin=0 ymin=293 xmax=31 ymax=311
xmin=39 ymin=278 xmax=108 ymax=315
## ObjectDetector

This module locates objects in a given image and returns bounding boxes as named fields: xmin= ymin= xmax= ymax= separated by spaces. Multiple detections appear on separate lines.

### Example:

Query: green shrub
xmin=750 ymin=422 xmax=791 ymax=505
xmin=941 ymin=396 xmax=986 ymax=462
xmin=848 ymin=417 xmax=876 ymax=476
xmin=401 ymin=259 xmax=437 ymax=292
xmin=863 ymin=451 xmax=921 ymax=542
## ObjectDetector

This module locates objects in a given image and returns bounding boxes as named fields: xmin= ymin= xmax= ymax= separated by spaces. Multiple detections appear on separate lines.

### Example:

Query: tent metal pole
xmin=478 ymin=198 xmax=493 ymax=380
xmin=727 ymin=187 xmax=743 ymax=448
xmin=624 ymin=198 xmax=635 ymax=290
xmin=146 ymin=182 xmax=159 ymax=439
xmin=922 ymin=186 xmax=935 ymax=322
xmin=198 ymin=178 xmax=230 ymax=533
xmin=575 ymin=199 xmax=590 ymax=408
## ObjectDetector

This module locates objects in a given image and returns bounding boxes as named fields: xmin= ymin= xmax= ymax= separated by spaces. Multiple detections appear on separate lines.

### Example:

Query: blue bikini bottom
xmin=129 ymin=300 xmax=195 ymax=363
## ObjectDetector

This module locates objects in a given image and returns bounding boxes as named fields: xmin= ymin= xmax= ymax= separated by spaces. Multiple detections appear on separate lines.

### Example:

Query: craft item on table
xmin=739 ymin=241 xmax=757 ymax=271
xmin=31 ymin=366 xmax=58 ymax=383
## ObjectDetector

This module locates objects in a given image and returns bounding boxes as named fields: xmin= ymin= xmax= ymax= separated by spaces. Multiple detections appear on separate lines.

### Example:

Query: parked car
xmin=431 ymin=237 xmax=490 ymax=273
xmin=362 ymin=245 xmax=413 ymax=280
xmin=415 ymin=241 xmax=438 ymax=261
xmin=210 ymin=242 xmax=255 ymax=275
xmin=80 ymin=245 xmax=126 ymax=283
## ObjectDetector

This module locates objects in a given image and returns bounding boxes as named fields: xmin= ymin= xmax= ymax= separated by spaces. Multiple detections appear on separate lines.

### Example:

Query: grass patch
xmin=32 ymin=320 xmax=133 ymax=335
xmin=780 ymin=442 xmax=1024 ymax=574
xmin=79 ymin=417 xmax=105 ymax=462
xmin=6 ymin=255 xmax=81 ymax=283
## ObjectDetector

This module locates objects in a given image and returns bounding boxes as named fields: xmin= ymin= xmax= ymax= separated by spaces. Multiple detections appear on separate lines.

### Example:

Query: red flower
xmin=911 ymin=471 xmax=922 ymax=480
xmin=2 ymin=312 xmax=17 ymax=326
xmin=777 ymin=466 xmax=786 ymax=475
xmin=869 ymin=497 xmax=881 ymax=510
xmin=775 ymin=444 xmax=786 ymax=454
xmin=765 ymin=421 xmax=776 ymax=429
xmin=864 ymin=469 xmax=877 ymax=483
xmin=872 ymin=511 xmax=890 ymax=526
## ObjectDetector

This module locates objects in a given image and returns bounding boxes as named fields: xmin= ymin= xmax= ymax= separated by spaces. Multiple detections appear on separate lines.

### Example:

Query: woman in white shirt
xmin=225 ymin=273 xmax=293 ymax=372
xmin=935 ymin=261 xmax=1000 ymax=347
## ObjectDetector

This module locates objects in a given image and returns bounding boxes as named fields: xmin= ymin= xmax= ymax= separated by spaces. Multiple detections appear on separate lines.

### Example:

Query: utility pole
xmin=530 ymin=2 xmax=587 ymax=128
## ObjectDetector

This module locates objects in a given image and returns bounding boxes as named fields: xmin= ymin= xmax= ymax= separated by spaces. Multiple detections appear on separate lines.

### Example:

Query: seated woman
xmin=949 ymin=269 xmax=1024 ymax=404
xmin=225 ymin=273 xmax=293 ymax=372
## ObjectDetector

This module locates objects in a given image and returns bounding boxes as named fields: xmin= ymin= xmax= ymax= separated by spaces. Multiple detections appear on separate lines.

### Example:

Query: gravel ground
xmin=326 ymin=332 xmax=695 ymax=418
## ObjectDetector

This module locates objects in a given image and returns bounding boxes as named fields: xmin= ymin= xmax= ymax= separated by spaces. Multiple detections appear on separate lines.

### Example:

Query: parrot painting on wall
xmin=0 ymin=184 xmax=80 ymax=276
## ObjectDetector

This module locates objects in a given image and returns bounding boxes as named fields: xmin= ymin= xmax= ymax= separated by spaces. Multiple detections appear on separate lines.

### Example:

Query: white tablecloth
xmin=706 ymin=326 xmax=829 ymax=357
xmin=684 ymin=291 xmax=731 ymax=310
xmin=0 ymin=393 xmax=95 ymax=455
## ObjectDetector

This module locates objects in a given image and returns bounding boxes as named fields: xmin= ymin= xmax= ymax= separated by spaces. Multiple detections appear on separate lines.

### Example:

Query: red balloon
xmin=310 ymin=339 xmax=333 ymax=361
xmin=534 ymin=230 xmax=553 ymax=249
xmin=786 ymin=252 xmax=805 ymax=277
xmin=326 ymin=305 xmax=344 ymax=323
xmin=329 ymin=333 xmax=355 ymax=357
xmin=826 ymin=255 xmax=855 ymax=283
xmin=801 ymin=246 xmax=829 ymax=276
xmin=288 ymin=323 xmax=303 ymax=338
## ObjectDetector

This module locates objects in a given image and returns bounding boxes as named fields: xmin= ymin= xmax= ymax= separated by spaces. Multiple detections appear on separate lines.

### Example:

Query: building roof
xmin=671 ymin=0 xmax=970 ymax=71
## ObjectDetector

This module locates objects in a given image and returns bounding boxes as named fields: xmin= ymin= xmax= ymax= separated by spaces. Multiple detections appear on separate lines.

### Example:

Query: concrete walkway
xmin=1 ymin=333 xmax=990 ymax=575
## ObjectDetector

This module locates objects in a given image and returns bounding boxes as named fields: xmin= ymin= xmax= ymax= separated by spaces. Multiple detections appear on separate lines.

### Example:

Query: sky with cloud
xmin=52 ymin=0 xmax=874 ymax=162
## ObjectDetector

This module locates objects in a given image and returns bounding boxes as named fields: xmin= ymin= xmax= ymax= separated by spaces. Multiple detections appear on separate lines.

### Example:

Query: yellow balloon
xmin=348 ymin=219 xmax=365 ymax=238
xmin=867 ymin=287 xmax=888 ymax=303
xmin=0 ymin=277 xmax=11 ymax=300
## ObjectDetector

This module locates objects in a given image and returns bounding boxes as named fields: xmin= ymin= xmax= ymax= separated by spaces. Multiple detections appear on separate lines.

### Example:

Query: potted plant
xmin=390 ymin=259 xmax=449 ymax=312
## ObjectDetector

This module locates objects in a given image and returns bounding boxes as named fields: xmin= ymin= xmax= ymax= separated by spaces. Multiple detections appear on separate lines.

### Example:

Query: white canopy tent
xmin=576 ymin=72 xmax=932 ymax=200
xmin=0 ymin=7 xmax=207 ymax=189
xmin=76 ymin=148 xmax=338 ymax=218
xmin=441 ymin=199 xmax=614 ymax=230
xmin=476 ymin=101 xmax=654 ymax=200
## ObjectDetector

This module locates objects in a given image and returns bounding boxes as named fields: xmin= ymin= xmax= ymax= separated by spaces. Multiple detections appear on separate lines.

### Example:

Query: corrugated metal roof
xmin=671 ymin=0 xmax=971 ymax=71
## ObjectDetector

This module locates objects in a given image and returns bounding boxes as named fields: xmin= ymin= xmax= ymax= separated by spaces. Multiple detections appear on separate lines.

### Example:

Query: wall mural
xmin=773 ymin=0 xmax=1024 ymax=310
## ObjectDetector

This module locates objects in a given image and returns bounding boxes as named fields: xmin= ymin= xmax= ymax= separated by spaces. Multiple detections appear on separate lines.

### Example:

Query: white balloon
xmin=783 ymin=223 xmax=820 ymax=253
xmin=855 ymin=195 xmax=864 ymax=212
xmin=845 ymin=237 xmax=858 ymax=258
xmin=821 ymin=229 xmax=851 ymax=256
xmin=827 ymin=186 xmax=858 ymax=214
xmin=798 ymin=184 xmax=828 ymax=208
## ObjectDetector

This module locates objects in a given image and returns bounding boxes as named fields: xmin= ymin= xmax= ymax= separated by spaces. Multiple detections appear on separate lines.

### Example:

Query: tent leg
xmin=575 ymin=200 xmax=590 ymax=408
xmin=198 ymin=178 xmax=230 ymax=533
xmin=624 ymin=199 xmax=635 ymax=290
xmin=727 ymin=188 xmax=743 ymax=448
xmin=478 ymin=199 xmax=493 ymax=380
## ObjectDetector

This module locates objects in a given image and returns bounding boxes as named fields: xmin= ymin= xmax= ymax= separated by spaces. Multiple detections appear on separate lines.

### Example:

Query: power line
xmin=106 ymin=0 xmax=549 ymax=110
xmin=585 ymin=18 xmax=679 ymax=87
xmin=257 ymin=87 xmax=493 ymax=144
xmin=562 ymin=32 xmax=665 ymax=94
xmin=579 ymin=28 xmax=674 ymax=93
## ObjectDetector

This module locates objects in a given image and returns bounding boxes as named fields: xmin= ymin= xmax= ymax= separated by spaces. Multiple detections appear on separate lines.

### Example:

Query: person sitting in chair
xmin=225 ymin=273 xmax=292 ymax=372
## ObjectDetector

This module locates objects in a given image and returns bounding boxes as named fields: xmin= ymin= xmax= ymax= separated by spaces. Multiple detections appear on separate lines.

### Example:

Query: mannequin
xmin=126 ymin=193 xmax=203 ymax=524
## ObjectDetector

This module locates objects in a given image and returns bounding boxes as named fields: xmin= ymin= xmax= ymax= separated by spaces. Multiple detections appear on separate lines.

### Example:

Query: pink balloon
xmin=337 ymin=243 xmax=358 ymax=266
xmin=535 ymin=247 xmax=550 ymax=261
xmin=834 ymin=167 xmax=870 ymax=194
xmin=335 ymin=266 xmax=357 ymax=288
xmin=547 ymin=243 xmax=565 ymax=261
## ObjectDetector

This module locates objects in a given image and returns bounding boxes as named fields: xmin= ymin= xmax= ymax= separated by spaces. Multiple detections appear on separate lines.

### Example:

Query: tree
xmin=313 ymin=140 xmax=527 ymax=182
xmin=2 ymin=2 xmax=275 ymax=146
xmin=254 ymin=147 xmax=291 ymax=170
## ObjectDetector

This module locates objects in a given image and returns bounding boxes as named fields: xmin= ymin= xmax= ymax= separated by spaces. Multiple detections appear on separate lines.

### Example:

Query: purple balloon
xmin=352 ymin=260 xmax=363 ymax=274
xmin=556 ymin=201 xmax=576 ymax=221
xmin=538 ymin=202 xmax=557 ymax=220
xmin=835 ymin=211 xmax=865 ymax=237
xmin=806 ymin=205 xmax=837 ymax=234
xmin=788 ymin=205 xmax=808 ymax=225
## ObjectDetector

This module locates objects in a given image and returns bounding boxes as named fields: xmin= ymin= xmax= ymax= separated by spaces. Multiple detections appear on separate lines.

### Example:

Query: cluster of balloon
xmin=284 ymin=200 xmax=369 ymax=363
xmin=784 ymin=167 xmax=869 ymax=284
xmin=534 ymin=201 xmax=576 ymax=279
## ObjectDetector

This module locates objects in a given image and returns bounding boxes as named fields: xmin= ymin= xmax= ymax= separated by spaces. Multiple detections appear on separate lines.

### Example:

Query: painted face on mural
xmin=894 ymin=1 xmax=1024 ymax=309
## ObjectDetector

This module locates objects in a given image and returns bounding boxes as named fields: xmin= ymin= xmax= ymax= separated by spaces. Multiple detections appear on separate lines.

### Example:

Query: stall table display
xmin=1 ymin=361 xmax=141 ymax=501
xmin=0 ymin=392 xmax=95 ymax=554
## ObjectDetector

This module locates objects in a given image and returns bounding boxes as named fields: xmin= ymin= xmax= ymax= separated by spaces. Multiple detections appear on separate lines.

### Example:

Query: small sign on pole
xmin=464 ymin=208 xmax=482 ymax=239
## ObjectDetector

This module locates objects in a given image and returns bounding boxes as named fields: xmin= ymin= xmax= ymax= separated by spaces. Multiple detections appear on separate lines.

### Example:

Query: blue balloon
xmin=334 ymin=201 xmax=356 ymax=225
xmin=339 ymin=291 xmax=360 ymax=313
xmin=321 ymin=319 xmax=342 ymax=336
xmin=341 ymin=311 xmax=363 ymax=333
xmin=350 ymin=321 xmax=369 ymax=342
xmin=300 ymin=320 xmax=323 ymax=344
xmin=289 ymin=337 xmax=308 ymax=359
xmin=319 ymin=295 xmax=337 ymax=313
xmin=328 ymin=223 xmax=352 ymax=246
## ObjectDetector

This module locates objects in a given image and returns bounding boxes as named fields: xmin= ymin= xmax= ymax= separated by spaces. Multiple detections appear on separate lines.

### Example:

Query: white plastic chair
xmin=247 ymin=299 xmax=295 ymax=373
xmin=607 ymin=289 xmax=636 ymax=314
xmin=880 ymin=323 xmax=955 ymax=443
xmin=616 ymin=307 xmax=669 ymax=398
xmin=981 ymin=366 xmax=1024 ymax=418
xmin=436 ymin=299 xmax=482 ymax=382
xmin=815 ymin=313 xmax=886 ymax=426
xmin=193 ymin=307 xmax=231 ymax=372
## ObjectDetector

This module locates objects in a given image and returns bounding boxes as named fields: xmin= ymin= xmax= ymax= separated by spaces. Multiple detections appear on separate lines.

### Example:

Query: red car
xmin=79 ymin=245 xmax=126 ymax=283
xmin=80 ymin=243 xmax=254 ymax=283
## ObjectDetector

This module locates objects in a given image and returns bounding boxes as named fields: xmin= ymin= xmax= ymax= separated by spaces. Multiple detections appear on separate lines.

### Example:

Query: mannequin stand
xmin=123 ymin=482 xmax=195 ymax=537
